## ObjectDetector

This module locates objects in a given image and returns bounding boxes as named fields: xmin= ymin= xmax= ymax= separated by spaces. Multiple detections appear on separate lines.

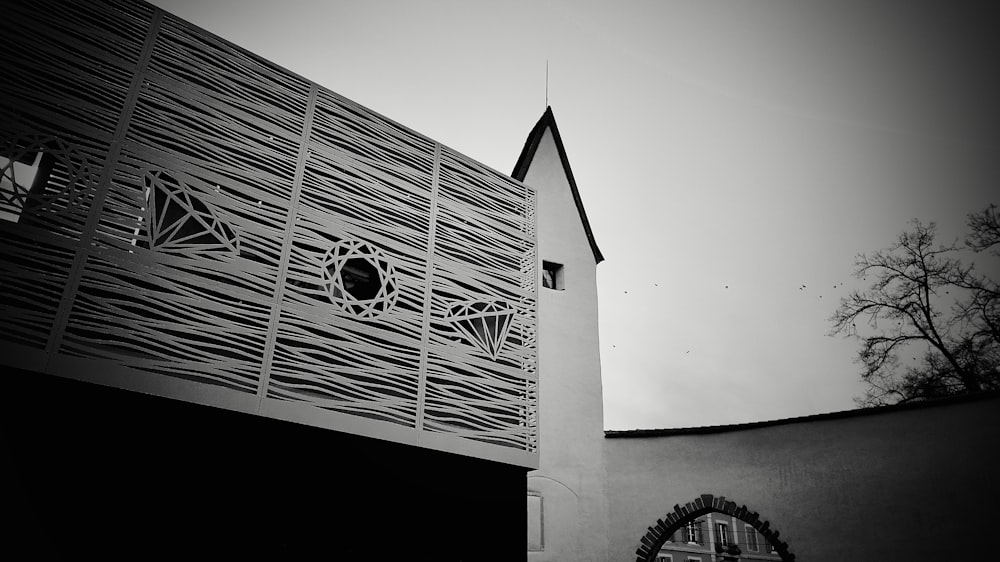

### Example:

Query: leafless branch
xmin=967 ymin=203 xmax=1000 ymax=255
xmin=831 ymin=209 xmax=999 ymax=406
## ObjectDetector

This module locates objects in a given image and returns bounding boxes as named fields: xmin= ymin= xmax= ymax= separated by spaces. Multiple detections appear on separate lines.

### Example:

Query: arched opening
xmin=634 ymin=494 xmax=795 ymax=562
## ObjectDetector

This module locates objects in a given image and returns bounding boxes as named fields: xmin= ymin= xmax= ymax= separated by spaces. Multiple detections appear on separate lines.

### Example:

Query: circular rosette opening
xmin=320 ymin=239 xmax=399 ymax=319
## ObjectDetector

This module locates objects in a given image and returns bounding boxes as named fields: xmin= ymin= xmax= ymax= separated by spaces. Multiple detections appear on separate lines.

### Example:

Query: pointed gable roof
xmin=511 ymin=106 xmax=604 ymax=265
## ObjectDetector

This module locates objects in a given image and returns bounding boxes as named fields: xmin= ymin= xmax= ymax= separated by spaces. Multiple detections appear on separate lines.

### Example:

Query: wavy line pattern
xmin=267 ymin=90 xmax=435 ymax=428
xmin=0 ymin=1 xmax=537 ymax=465
xmin=0 ymin=1 xmax=152 ymax=142
xmin=0 ymin=0 xmax=151 ymax=352
xmin=62 ymin=11 xmax=310 ymax=396
xmin=424 ymin=148 xmax=538 ymax=451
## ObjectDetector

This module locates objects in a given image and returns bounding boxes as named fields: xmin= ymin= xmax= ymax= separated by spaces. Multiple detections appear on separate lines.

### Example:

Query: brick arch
xmin=635 ymin=493 xmax=795 ymax=562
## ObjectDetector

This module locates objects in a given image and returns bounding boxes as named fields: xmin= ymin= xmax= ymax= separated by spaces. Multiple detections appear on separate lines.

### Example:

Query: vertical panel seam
xmin=44 ymin=8 xmax=163 ymax=360
xmin=256 ymin=82 xmax=319 ymax=409
xmin=415 ymin=142 xmax=442 ymax=435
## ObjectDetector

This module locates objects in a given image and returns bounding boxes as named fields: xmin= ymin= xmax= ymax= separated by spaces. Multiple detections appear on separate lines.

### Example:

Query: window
xmin=745 ymin=524 xmax=759 ymax=552
xmin=686 ymin=558 xmax=702 ymax=562
xmin=527 ymin=493 xmax=543 ymax=551
xmin=656 ymin=556 xmax=672 ymax=562
xmin=715 ymin=521 xmax=730 ymax=547
xmin=686 ymin=520 xmax=703 ymax=545
xmin=542 ymin=260 xmax=564 ymax=290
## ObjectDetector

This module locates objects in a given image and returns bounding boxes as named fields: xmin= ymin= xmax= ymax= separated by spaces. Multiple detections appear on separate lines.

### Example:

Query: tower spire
xmin=545 ymin=60 xmax=549 ymax=108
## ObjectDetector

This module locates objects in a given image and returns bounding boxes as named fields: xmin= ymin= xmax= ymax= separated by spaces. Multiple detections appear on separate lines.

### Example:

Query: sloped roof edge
xmin=604 ymin=389 xmax=1000 ymax=438
xmin=511 ymin=106 xmax=604 ymax=264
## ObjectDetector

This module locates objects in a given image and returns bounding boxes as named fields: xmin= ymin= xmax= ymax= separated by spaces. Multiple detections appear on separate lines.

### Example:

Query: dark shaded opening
xmin=542 ymin=260 xmax=563 ymax=290
xmin=4 ymin=368 xmax=527 ymax=560
xmin=339 ymin=257 xmax=380 ymax=300
xmin=2 ymin=143 xmax=57 ymax=224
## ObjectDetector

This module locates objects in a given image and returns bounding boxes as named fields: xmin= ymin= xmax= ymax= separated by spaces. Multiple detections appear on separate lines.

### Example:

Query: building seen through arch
xmin=656 ymin=513 xmax=781 ymax=562
xmin=3 ymin=1 xmax=999 ymax=560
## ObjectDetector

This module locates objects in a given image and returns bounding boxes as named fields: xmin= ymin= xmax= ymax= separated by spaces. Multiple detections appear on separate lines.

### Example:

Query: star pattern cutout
xmin=320 ymin=239 xmax=398 ymax=319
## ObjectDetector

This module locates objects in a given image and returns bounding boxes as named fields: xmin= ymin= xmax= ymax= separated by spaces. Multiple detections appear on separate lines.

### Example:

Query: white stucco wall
xmin=603 ymin=393 xmax=1000 ymax=561
xmin=522 ymin=125 xmax=609 ymax=561
xmin=513 ymin=112 xmax=1000 ymax=562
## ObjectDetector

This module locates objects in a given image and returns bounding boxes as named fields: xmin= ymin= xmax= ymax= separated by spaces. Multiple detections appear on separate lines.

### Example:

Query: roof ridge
xmin=512 ymin=106 xmax=604 ymax=264
xmin=604 ymin=389 xmax=1000 ymax=437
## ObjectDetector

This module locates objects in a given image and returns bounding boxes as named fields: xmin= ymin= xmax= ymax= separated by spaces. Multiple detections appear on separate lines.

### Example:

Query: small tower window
xmin=542 ymin=261 xmax=564 ymax=290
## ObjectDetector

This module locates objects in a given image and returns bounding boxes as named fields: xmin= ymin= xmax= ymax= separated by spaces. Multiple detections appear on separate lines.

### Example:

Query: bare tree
xmin=830 ymin=205 xmax=1000 ymax=406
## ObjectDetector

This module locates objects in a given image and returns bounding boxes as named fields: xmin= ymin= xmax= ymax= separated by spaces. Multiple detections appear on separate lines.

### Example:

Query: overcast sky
xmin=149 ymin=0 xmax=999 ymax=430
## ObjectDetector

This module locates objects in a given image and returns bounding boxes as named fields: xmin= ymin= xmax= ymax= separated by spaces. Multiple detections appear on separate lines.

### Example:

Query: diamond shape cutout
xmin=446 ymin=300 xmax=515 ymax=360
xmin=144 ymin=170 xmax=239 ymax=256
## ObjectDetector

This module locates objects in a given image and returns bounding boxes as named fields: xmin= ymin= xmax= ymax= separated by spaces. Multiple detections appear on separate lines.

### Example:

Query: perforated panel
xmin=0 ymin=0 xmax=153 ymax=360
xmin=423 ymin=147 xmax=538 ymax=452
xmin=265 ymin=89 xmax=435 ymax=429
xmin=0 ymin=0 xmax=537 ymax=466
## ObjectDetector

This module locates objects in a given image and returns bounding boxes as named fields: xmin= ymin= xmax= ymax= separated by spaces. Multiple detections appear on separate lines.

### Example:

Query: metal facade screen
xmin=0 ymin=0 xmax=538 ymax=467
